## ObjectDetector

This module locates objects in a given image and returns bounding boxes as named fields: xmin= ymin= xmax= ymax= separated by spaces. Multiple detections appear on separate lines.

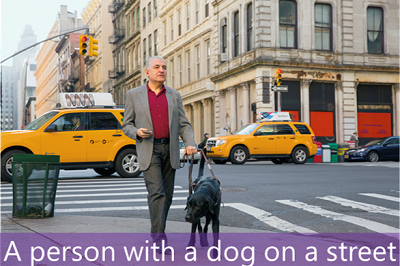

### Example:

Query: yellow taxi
xmin=1 ymin=93 xmax=140 ymax=182
xmin=206 ymin=112 xmax=318 ymax=165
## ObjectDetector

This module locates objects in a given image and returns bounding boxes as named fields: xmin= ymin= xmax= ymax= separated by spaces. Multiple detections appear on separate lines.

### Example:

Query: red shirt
xmin=147 ymin=82 xmax=170 ymax=139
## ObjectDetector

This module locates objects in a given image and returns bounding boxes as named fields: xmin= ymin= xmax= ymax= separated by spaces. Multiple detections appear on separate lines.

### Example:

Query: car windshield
xmin=23 ymin=111 xmax=59 ymax=130
xmin=365 ymin=138 xmax=386 ymax=146
xmin=234 ymin=124 xmax=259 ymax=135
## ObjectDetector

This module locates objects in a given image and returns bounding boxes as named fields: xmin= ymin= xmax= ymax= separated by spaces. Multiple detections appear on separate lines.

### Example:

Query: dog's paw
xmin=200 ymin=235 xmax=209 ymax=247
xmin=187 ymin=240 xmax=196 ymax=247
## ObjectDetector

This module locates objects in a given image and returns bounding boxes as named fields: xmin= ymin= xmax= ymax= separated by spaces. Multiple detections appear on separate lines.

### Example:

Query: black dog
xmin=185 ymin=176 xmax=221 ymax=249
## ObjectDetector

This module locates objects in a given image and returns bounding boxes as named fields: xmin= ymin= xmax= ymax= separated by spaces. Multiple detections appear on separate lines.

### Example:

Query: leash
xmin=185 ymin=149 xmax=221 ymax=197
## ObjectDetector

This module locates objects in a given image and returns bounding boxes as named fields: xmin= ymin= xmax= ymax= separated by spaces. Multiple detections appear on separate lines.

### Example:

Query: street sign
xmin=271 ymin=85 xmax=288 ymax=92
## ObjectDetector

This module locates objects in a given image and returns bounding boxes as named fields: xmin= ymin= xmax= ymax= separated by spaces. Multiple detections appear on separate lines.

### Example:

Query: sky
xmin=1 ymin=0 xmax=89 ymax=66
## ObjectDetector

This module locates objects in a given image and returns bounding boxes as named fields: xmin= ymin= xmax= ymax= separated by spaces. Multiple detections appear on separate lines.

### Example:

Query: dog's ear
xmin=185 ymin=195 xmax=192 ymax=210
xmin=207 ymin=196 xmax=216 ymax=214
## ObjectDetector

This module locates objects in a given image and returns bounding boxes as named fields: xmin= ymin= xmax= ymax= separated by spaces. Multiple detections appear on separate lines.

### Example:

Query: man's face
xmin=205 ymin=134 xmax=209 ymax=138
xmin=72 ymin=117 xmax=79 ymax=125
xmin=145 ymin=58 xmax=167 ymax=83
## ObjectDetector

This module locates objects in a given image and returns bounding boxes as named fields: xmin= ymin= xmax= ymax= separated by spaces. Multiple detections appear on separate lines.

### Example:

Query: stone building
xmin=81 ymin=0 xmax=114 ymax=94
xmin=209 ymin=0 xmax=399 ymax=145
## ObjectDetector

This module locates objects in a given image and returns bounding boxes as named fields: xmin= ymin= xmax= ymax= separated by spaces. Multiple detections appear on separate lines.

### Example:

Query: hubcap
xmin=234 ymin=149 xmax=246 ymax=162
xmin=295 ymin=150 xmax=306 ymax=162
xmin=370 ymin=153 xmax=379 ymax=162
xmin=5 ymin=157 xmax=13 ymax=176
xmin=122 ymin=154 xmax=140 ymax=173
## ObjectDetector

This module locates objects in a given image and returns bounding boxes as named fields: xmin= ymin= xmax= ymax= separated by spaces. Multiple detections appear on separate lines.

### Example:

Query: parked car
xmin=344 ymin=136 xmax=399 ymax=162
xmin=179 ymin=141 xmax=200 ymax=164
xmin=1 ymin=95 xmax=142 ymax=182
xmin=206 ymin=119 xmax=318 ymax=165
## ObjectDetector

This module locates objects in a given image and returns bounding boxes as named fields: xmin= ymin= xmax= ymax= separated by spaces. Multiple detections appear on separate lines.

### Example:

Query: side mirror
xmin=382 ymin=143 xmax=388 ymax=147
xmin=45 ymin=124 xmax=57 ymax=132
xmin=253 ymin=131 xmax=262 ymax=136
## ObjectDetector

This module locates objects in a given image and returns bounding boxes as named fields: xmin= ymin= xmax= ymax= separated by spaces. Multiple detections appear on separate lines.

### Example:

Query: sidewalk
xmin=1 ymin=214 xmax=267 ymax=233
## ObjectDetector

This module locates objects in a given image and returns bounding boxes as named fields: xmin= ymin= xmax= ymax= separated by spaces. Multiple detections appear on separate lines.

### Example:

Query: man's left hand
xmin=185 ymin=146 xmax=198 ymax=155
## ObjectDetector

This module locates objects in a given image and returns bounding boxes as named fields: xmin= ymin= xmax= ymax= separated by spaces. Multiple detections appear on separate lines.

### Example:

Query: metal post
xmin=277 ymin=91 xmax=281 ymax=112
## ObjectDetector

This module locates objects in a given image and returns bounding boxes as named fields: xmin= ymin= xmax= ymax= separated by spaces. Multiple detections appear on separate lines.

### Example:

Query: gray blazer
xmin=122 ymin=84 xmax=196 ymax=171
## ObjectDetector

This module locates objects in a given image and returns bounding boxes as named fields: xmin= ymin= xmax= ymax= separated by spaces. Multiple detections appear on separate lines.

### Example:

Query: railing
xmin=108 ymin=0 xmax=124 ymax=14
xmin=108 ymin=28 xmax=125 ymax=44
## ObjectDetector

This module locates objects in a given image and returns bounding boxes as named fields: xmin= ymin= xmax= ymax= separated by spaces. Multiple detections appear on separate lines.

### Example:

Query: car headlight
xmin=358 ymin=148 xmax=367 ymax=152
xmin=216 ymin=139 xmax=227 ymax=146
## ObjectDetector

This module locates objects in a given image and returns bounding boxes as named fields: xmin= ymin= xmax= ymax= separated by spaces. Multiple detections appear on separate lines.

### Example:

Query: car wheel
xmin=229 ymin=146 xmax=248 ymax=165
xmin=291 ymin=146 xmax=308 ymax=164
xmin=214 ymin=159 xmax=228 ymax=165
xmin=115 ymin=148 xmax=142 ymax=178
xmin=94 ymin=167 xmax=116 ymax=176
xmin=271 ymin=158 xmax=285 ymax=164
xmin=1 ymin=149 xmax=28 ymax=182
xmin=367 ymin=151 xmax=380 ymax=162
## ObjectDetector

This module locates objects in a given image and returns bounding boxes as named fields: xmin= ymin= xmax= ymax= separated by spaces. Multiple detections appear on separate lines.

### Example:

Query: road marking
xmin=1 ymin=183 xmax=149 ymax=190
xmin=0 ymin=186 xmax=183 ymax=194
xmin=1 ymin=190 xmax=189 ymax=200
xmin=276 ymin=199 xmax=398 ymax=234
xmin=317 ymin=196 xmax=399 ymax=217
xmin=225 ymin=203 xmax=316 ymax=233
xmin=52 ymin=204 xmax=187 ymax=213
xmin=0 ymin=197 xmax=188 ymax=207
xmin=359 ymin=193 xmax=400 ymax=202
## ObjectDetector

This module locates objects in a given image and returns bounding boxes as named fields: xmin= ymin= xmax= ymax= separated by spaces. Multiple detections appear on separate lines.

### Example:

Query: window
xmin=51 ymin=113 xmax=85 ymax=132
xmin=178 ymin=10 xmax=182 ymax=36
xmin=178 ymin=55 xmax=182 ymax=87
xmin=256 ymin=125 xmax=274 ymax=135
xmin=247 ymin=4 xmax=253 ymax=51
xmin=196 ymin=45 xmax=200 ymax=79
xmin=186 ymin=4 xmax=190 ymax=31
xmin=149 ymin=34 xmax=152 ymax=57
xmin=132 ymin=12 xmax=135 ymax=31
xmin=148 ymin=2 xmax=152 ymax=23
xmin=367 ymin=7 xmax=383 ymax=54
xmin=143 ymin=8 xmax=146 ymax=27
xmin=187 ymin=51 xmax=191 ymax=83
xmin=234 ymin=11 xmax=240 ymax=57
xmin=384 ymin=138 xmax=399 ymax=145
xmin=143 ymin=38 xmax=147 ymax=65
xmin=128 ymin=16 xmax=130 ymax=35
xmin=206 ymin=41 xmax=210 ymax=75
xmin=315 ymin=3 xmax=332 ymax=51
xmin=30 ymin=64 xmax=37 ymax=71
xmin=154 ymin=0 xmax=158 ymax=18
xmin=171 ymin=59 xmax=174 ymax=87
xmin=294 ymin=124 xmax=311 ymax=134
xmin=196 ymin=0 xmax=199 ymax=24
xmin=222 ymin=18 xmax=227 ymax=54
xmin=276 ymin=124 xmax=294 ymax=135
xmin=90 ymin=112 xmax=120 ymax=130
xmin=205 ymin=0 xmax=209 ymax=18
xmin=127 ymin=51 xmax=131 ymax=72
xmin=279 ymin=0 xmax=297 ymax=48
xmin=154 ymin=30 xmax=158 ymax=56
xmin=137 ymin=7 xmax=140 ymax=28
xmin=171 ymin=16 xmax=174 ymax=42
xmin=164 ymin=22 xmax=167 ymax=45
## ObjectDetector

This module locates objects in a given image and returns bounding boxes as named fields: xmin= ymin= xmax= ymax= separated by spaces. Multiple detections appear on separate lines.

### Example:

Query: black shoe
xmin=156 ymin=248 xmax=172 ymax=255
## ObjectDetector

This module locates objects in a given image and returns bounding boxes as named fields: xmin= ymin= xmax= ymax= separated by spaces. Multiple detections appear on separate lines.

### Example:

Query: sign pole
xmin=277 ymin=91 xmax=281 ymax=112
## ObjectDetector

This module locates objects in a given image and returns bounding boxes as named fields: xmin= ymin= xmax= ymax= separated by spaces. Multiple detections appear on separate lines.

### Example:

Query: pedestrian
xmin=122 ymin=56 xmax=197 ymax=249
xmin=350 ymin=132 xmax=359 ymax=147
xmin=198 ymin=133 xmax=209 ymax=150
xmin=198 ymin=133 xmax=210 ymax=176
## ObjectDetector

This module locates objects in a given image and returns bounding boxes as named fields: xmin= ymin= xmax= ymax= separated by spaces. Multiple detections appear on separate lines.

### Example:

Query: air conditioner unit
xmin=220 ymin=53 xmax=228 ymax=62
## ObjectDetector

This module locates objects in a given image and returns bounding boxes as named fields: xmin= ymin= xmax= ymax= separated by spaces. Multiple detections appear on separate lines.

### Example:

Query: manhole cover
xmin=222 ymin=187 xmax=247 ymax=192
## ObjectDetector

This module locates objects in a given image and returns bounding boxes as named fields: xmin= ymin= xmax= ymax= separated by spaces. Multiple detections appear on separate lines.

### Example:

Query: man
xmin=350 ymin=132 xmax=359 ymax=147
xmin=71 ymin=115 xmax=82 ymax=130
xmin=122 ymin=56 xmax=197 ymax=246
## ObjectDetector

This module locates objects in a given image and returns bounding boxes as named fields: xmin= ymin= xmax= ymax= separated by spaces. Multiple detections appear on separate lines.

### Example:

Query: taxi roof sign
xmin=258 ymin=112 xmax=292 ymax=122
xmin=59 ymin=93 xmax=115 ymax=108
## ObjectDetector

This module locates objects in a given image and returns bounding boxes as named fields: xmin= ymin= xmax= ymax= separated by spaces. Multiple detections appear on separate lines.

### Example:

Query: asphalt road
xmin=1 ymin=161 xmax=399 ymax=233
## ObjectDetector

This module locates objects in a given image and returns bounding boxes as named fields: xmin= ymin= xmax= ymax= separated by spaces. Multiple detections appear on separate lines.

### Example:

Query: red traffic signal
xmin=79 ymin=35 xmax=89 ymax=55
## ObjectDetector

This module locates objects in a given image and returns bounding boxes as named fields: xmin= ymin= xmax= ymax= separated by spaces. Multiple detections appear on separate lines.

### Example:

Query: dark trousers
xmin=142 ymin=143 xmax=176 ymax=242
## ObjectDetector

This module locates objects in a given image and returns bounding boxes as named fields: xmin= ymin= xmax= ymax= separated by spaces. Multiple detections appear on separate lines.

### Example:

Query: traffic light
xmin=89 ymin=36 xmax=99 ymax=57
xmin=79 ymin=35 xmax=89 ymax=55
xmin=276 ymin=68 xmax=282 ymax=86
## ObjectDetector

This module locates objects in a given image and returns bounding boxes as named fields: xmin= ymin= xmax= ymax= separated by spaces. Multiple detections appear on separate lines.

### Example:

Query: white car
xmin=180 ymin=141 xmax=200 ymax=164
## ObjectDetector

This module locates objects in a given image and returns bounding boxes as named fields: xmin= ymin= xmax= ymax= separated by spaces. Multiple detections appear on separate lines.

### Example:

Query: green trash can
xmin=328 ymin=143 xmax=338 ymax=163
xmin=338 ymin=143 xmax=350 ymax=162
xmin=12 ymin=154 xmax=60 ymax=218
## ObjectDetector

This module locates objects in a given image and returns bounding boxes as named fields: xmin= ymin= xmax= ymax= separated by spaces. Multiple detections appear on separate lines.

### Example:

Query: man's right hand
xmin=137 ymin=128 xmax=152 ymax=138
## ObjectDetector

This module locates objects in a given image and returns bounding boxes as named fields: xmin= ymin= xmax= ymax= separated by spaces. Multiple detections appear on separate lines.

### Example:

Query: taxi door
xmin=248 ymin=124 xmax=276 ymax=155
xmin=86 ymin=112 xmax=122 ymax=162
xmin=275 ymin=124 xmax=297 ymax=154
xmin=41 ymin=112 xmax=87 ymax=163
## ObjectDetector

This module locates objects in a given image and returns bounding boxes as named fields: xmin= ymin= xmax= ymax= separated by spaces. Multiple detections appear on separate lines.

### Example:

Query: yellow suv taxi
xmin=1 ymin=106 xmax=140 ymax=182
xmin=206 ymin=117 xmax=318 ymax=165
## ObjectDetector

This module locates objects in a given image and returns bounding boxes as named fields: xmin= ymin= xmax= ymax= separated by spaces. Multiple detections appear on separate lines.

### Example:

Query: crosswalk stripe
xmin=317 ymin=196 xmax=400 ymax=217
xmin=52 ymin=204 xmax=188 ymax=213
xmin=276 ymin=199 xmax=399 ymax=234
xmin=1 ymin=190 xmax=189 ymax=200
xmin=1 ymin=183 xmax=148 ymax=190
xmin=225 ymin=203 xmax=316 ymax=233
xmin=0 ymin=186 xmax=183 ymax=194
xmin=359 ymin=193 xmax=400 ymax=202
xmin=0 ymin=197 xmax=188 ymax=207
xmin=0 ymin=179 xmax=145 ymax=188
